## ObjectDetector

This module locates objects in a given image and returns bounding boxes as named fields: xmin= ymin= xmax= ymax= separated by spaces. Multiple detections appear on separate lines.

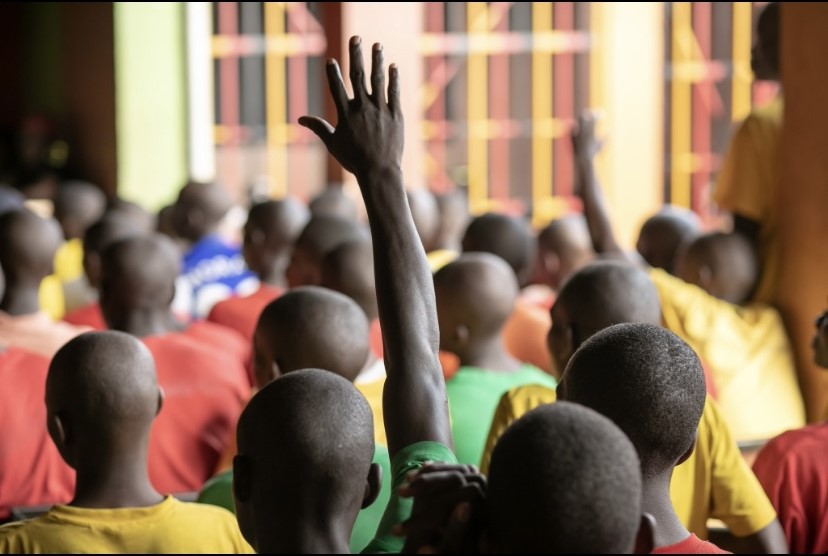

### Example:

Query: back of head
xmin=46 ymin=331 xmax=159 ymax=463
xmin=172 ymin=180 xmax=233 ymax=242
xmin=754 ymin=2 xmax=780 ymax=80
xmin=82 ymin=214 xmax=145 ymax=289
xmin=253 ymin=286 xmax=370 ymax=388
xmin=677 ymin=231 xmax=758 ymax=305
xmin=309 ymin=186 xmax=358 ymax=221
xmin=536 ymin=214 xmax=595 ymax=290
xmin=636 ymin=206 xmax=701 ymax=274
xmin=560 ymin=323 xmax=705 ymax=478
xmin=243 ymin=198 xmax=310 ymax=277
xmin=53 ymin=181 xmax=107 ymax=240
xmin=0 ymin=208 xmax=62 ymax=284
xmin=287 ymin=216 xmax=368 ymax=288
xmin=319 ymin=238 xmax=377 ymax=320
xmin=99 ymin=235 xmax=180 ymax=328
xmin=0 ymin=185 xmax=25 ymax=216
xmin=487 ymin=402 xmax=642 ymax=553
xmin=107 ymin=198 xmax=156 ymax=234
xmin=462 ymin=212 xmax=535 ymax=287
xmin=235 ymin=369 xmax=374 ymax=546
xmin=435 ymin=189 xmax=469 ymax=252
xmin=407 ymin=188 xmax=440 ymax=252
xmin=433 ymin=253 xmax=518 ymax=345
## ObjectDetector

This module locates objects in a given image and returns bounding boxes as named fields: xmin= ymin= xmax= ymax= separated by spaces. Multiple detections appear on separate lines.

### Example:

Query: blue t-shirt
xmin=174 ymin=235 xmax=258 ymax=319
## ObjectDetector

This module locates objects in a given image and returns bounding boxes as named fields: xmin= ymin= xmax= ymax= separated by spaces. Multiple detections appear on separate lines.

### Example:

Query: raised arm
xmin=572 ymin=112 xmax=626 ymax=258
xmin=299 ymin=37 xmax=452 ymax=457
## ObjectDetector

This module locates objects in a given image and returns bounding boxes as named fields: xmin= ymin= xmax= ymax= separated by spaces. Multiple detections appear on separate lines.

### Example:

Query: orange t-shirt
xmin=142 ymin=327 xmax=249 ymax=496
xmin=183 ymin=320 xmax=252 ymax=386
xmin=502 ymin=298 xmax=555 ymax=377
xmin=63 ymin=303 xmax=107 ymax=330
xmin=369 ymin=318 xmax=384 ymax=360
xmin=206 ymin=284 xmax=283 ymax=342
xmin=0 ymin=348 xmax=75 ymax=519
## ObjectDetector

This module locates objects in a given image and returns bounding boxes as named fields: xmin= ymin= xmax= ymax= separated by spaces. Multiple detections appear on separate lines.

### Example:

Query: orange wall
xmin=777 ymin=3 xmax=828 ymax=421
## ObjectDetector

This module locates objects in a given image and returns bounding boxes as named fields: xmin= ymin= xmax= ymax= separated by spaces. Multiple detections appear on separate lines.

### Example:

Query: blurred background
xmin=0 ymin=2 xmax=778 ymax=247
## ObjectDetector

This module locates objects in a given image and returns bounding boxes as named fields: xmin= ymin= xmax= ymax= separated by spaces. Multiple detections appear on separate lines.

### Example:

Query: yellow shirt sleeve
xmin=671 ymin=397 xmax=777 ymax=538
xmin=480 ymin=384 xmax=557 ymax=475
xmin=53 ymin=239 xmax=85 ymax=282
xmin=38 ymin=274 xmax=65 ymax=320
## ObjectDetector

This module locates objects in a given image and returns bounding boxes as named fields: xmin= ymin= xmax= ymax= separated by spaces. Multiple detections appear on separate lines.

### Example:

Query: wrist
xmin=356 ymin=163 xmax=404 ymax=188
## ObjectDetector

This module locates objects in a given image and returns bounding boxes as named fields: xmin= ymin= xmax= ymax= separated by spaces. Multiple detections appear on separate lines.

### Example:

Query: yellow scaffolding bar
xmin=532 ymin=2 xmax=554 ymax=227
xmin=264 ymin=2 xmax=288 ymax=198
xmin=731 ymin=1 xmax=753 ymax=122
xmin=467 ymin=2 xmax=489 ymax=214
xmin=671 ymin=2 xmax=692 ymax=208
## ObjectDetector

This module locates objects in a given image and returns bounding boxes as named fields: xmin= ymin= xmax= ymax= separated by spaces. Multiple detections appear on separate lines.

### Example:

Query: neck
xmin=259 ymin=256 xmax=289 ymax=288
xmin=71 ymin=441 xmax=163 ymax=509
xmin=641 ymin=472 xmax=690 ymax=548
xmin=255 ymin=513 xmax=352 ymax=554
xmin=112 ymin=309 xmax=183 ymax=338
xmin=458 ymin=337 xmax=522 ymax=372
xmin=0 ymin=282 xmax=42 ymax=316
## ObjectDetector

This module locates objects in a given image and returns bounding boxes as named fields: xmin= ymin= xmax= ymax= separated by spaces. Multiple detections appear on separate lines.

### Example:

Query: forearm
xmin=358 ymin=166 xmax=452 ymax=456
xmin=577 ymin=157 xmax=623 ymax=255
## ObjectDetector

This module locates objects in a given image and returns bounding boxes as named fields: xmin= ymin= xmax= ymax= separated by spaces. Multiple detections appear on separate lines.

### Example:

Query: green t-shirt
xmin=446 ymin=365 xmax=557 ymax=466
xmin=197 ymin=444 xmax=393 ymax=554
xmin=361 ymin=441 xmax=457 ymax=554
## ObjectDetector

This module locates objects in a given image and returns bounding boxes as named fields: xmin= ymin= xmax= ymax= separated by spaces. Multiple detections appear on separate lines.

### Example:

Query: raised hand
xmin=571 ymin=111 xmax=604 ymax=163
xmin=298 ymin=36 xmax=403 ymax=179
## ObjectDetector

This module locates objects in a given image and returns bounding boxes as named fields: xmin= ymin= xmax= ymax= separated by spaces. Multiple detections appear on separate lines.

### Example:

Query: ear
xmin=233 ymin=455 xmax=253 ymax=503
xmin=51 ymin=411 xmax=70 ymax=451
xmin=676 ymin=432 xmax=697 ymax=466
xmin=455 ymin=324 xmax=470 ymax=346
xmin=697 ymin=263 xmax=713 ymax=289
xmin=543 ymin=251 xmax=561 ymax=276
xmin=361 ymin=463 xmax=382 ymax=509
xmin=155 ymin=387 xmax=165 ymax=417
xmin=633 ymin=512 xmax=656 ymax=554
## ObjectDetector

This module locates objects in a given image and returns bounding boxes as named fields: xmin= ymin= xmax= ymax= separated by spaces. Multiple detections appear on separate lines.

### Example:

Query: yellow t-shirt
xmin=38 ymin=275 xmax=65 ymax=321
xmin=649 ymin=268 xmax=805 ymax=442
xmin=53 ymin=239 xmax=85 ymax=283
xmin=426 ymin=249 xmax=458 ymax=273
xmin=714 ymin=96 xmax=783 ymax=304
xmin=0 ymin=496 xmax=253 ymax=554
xmin=480 ymin=385 xmax=777 ymax=538
xmin=356 ymin=376 xmax=387 ymax=448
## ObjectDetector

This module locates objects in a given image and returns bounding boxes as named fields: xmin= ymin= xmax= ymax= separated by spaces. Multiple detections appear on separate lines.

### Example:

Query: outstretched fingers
xmin=297 ymin=116 xmax=335 ymax=143
xmin=326 ymin=60 xmax=349 ymax=120
xmin=349 ymin=36 xmax=369 ymax=102
xmin=388 ymin=63 xmax=401 ymax=116
xmin=371 ymin=43 xmax=386 ymax=106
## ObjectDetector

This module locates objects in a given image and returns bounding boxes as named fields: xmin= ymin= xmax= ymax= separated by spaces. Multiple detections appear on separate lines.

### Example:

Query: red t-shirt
xmin=63 ymin=303 xmax=106 ymax=330
xmin=206 ymin=284 xmax=283 ymax=342
xmin=752 ymin=423 xmax=828 ymax=553
xmin=184 ymin=320 xmax=252 ymax=385
xmin=652 ymin=534 xmax=731 ymax=554
xmin=142 ymin=327 xmax=249 ymax=496
xmin=369 ymin=318 xmax=384 ymax=360
xmin=0 ymin=348 xmax=75 ymax=518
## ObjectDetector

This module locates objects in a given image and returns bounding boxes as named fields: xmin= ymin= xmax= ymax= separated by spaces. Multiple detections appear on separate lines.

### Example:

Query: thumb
xmin=298 ymin=116 xmax=335 ymax=142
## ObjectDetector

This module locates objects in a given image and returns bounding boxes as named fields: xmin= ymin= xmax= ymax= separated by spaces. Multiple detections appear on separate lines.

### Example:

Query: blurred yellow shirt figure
xmin=37 ymin=274 xmax=65 ymax=321
xmin=649 ymin=268 xmax=805 ymax=442
xmin=714 ymin=96 xmax=783 ymax=304
xmin=481 ymin=385 xmax=777 ymax=540
xmin=53 ymin=238 xmax=84 ymax=283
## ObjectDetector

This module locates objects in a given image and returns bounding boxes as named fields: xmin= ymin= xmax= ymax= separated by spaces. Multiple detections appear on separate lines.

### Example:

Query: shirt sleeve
xmin=706 ymin=398 xmax=777 ymax=536
xmin=714 ymin=115 xmax=769 ymax=223
xmin=361 ymin=441 xmax=457 ymax=554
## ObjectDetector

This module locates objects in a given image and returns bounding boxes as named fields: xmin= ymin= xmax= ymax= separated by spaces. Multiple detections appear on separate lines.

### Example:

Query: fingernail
xmin=326 ymin=59 xmax=336 ymax=66
xmin=351 ymin=36 xmax=361 ymax=45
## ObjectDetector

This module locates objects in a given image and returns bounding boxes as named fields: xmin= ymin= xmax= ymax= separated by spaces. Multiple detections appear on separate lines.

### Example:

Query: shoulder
xmin=0 ymin=516 xmax=47 ymax=552
xmin=756 ymin=424 xmax=828 ymax=465
xmin=503 ymin=383 xmax=557 ymax=412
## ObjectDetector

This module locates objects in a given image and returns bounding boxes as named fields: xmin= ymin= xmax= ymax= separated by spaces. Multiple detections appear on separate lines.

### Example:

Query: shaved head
xmin=462 ymin=213 xmax=535 ymax=287
xmin=99 ymin=235 xmax=180 ymax=330
xmin=54 ymin=181 xmax=108 ymax=240
xmin=83 ymin=214 xmax=145 ymax=289
xmin=407 ymin=188 xmax=440 ymax=252
xmin=286 ymin=216 xmax=368 ymax=288
xmin=243 ymin=198 xmax=310 ymax=282
xmin=309 ymin=187 xmax=358 ymax=221
xmin=0 ymin=184 xmax=24 ymax=215
xmin=435 ymin=189 xmax=469 ymax=252
xmin=46 ymin=331 xmax=160 ymax=466
xmin=107 ymin=198 xmax=156 ymax=234
xmin=234 ymin=369 xmax=374 ymax=549
xmin=549 ymin=260 xmax=661 ymax=376
xmin=535 ymin=214 xmax=595 ymax=290
xmin=253 ymin=286 xmax=371 ymax=388
xmin=320 ymin=238 xmax=377 ymax=320
xmin=0 ymin=208 xmax=62 ymax=285
xmin=636 ymin=207 xmax=701 ymax=274
xmin=488 ymin=402 xmax=643 ymax=553
xmin=172 ymin=181 xmax=234 ymax=242
xmin=434 ymin=252 xmax=518 ymax=353
xmin=677 ymin=232 xmax=758 ymax=305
